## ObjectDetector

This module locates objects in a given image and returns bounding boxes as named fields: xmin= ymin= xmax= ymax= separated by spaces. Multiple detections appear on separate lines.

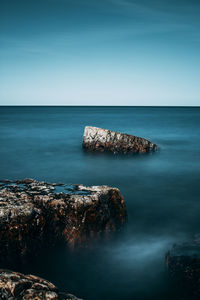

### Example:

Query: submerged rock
xmin=0 ymin=179 xmax=127 ymax=260
xmin=0 ymin=269 xmax=82 ymax=299
xmin=166 ymin=236 xmax=200 ymax=299
xmin=82 ymin=126 xmax=157 ymax=154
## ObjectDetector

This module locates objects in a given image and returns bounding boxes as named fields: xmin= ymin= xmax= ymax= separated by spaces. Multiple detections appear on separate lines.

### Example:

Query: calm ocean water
xmin=1 ymin=106 xmax=200 ymax=300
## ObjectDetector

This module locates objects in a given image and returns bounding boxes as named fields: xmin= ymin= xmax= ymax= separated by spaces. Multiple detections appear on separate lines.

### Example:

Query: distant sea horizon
xmin=1 ymin=105 xmax=200 ymax=107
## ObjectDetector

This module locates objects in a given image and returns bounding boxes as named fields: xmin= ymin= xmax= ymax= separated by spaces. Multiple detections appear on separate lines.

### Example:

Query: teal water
xmin=0 ymin=106 xmax=200 ymax=299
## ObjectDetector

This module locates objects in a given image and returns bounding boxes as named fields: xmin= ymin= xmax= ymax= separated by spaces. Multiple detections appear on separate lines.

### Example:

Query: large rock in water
xmin=166 ymin=237 xmax=200 ymax=299
xmin=82 ymin=126 xmax=157 ymax=154
xmin=0 ymin=179 xmax=127 ymax=260
xmin=0 ymin=269 xmax=82 ymax=299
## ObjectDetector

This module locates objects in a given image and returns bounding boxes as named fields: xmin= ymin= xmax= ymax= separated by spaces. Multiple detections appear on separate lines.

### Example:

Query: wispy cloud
xmin=0 ymin=18 xmax=198 ymax=61
xmin=107 ymin=0 xmax=200 ymax=27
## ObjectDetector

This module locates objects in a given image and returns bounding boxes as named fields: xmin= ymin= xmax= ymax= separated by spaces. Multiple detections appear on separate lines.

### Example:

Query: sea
xmin=0 ymin=106 xmax=200 ymax=300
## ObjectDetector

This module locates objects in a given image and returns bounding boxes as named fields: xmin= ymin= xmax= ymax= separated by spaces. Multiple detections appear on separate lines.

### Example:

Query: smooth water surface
xmin=0 ymin=106 xmax=200 ymax=300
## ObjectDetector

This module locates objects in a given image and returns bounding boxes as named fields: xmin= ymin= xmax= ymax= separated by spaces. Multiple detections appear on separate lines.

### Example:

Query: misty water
xmin=1 ymin=106 xmax=200 ymax=300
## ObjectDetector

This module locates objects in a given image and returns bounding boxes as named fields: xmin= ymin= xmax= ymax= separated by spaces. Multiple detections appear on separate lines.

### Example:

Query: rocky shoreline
xmin=0 ymin=178 xmax=127 ymax=299
xmin=0 ymin=269 xmax=82 ymax=300
xmin=83 ymin=126 xmax=157 ymax=154
xmin=1 ymin=178 xmax=199 ymax=299
xmin=0 ymin=179 xmax=127 ymax=261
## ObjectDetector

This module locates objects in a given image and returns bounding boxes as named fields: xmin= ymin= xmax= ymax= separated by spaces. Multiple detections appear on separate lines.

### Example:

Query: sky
xmin=0 ymin=0 xmax=200 ymax=106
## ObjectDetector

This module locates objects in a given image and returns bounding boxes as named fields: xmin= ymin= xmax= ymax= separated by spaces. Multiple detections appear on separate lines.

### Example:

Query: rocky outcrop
xmin=0 ymin=179 xmax=127 ymax=260
xmin=0 ymin=269 xmax=82 ymax=300
xmin=82 ymin=126 xmax=157 ymax=154
xmin=166 ymin=236 xmax=200 ymax=299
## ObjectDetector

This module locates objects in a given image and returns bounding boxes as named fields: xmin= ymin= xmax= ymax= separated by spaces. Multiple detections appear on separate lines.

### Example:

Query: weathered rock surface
xmin=0 ymin=269 xmax=82 ymax=300
xmin=83 ymin=126 xmax=157 ymax=154
xmin=166 ymin=236 xmax=200 ymax=299
xmin=0 ymin=179 xmax=127 ymax=260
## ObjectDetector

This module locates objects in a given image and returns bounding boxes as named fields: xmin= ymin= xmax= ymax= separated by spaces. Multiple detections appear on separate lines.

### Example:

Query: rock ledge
xmin=0 ymin=269 xmax=82 ymax=300
xmin=0 ymin=179 xmax=127 ymax=260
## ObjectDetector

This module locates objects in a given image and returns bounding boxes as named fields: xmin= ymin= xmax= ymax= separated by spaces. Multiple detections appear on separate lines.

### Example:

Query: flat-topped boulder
xmin=0 ymin=179 xmax=127 ymax=260
xmin=0 ymin=269 xmax=82 ymax=300
xmin=166 ymin=236 xmax=200 ymax=299
xmin=82 ymin=126 xmax=157 ymax=154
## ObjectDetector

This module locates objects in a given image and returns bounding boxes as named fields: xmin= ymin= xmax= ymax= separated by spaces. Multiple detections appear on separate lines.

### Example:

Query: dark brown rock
xmin=166 ymin=236 xmax=200 ymax=299
xmin=0 ymin=179 xmax=127 ymax=260
xmin=0 ymin=269 xmax=82 ymax=299
xmin=82 ymin=126 xmax=157 ymax=154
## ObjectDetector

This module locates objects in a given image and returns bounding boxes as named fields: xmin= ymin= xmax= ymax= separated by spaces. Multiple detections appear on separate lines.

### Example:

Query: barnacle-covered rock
xmin=0 ymin=269 xmax=82 ymax=299
xmin=0 ymin=179 xmax=127 ymax=260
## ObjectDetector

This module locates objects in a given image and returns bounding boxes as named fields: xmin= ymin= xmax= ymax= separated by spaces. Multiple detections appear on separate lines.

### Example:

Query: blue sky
xmin=0 ymin=0 xmax=200 ymax=105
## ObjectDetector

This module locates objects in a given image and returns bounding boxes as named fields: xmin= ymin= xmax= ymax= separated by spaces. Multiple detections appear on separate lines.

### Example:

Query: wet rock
xmin=0 ymin=269 xmax=82 ymax=299
xmin=166 ymin=236 xmax=200 ymax=299
xmin=0 ymin=179 xmax=127 ymax=260
xmin=82 ymin=126 xmax=157 ymax=154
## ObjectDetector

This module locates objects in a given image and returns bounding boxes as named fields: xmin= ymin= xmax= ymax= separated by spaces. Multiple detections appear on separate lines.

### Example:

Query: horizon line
xmin=0 ymin=105 xmax=200 ymax=108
